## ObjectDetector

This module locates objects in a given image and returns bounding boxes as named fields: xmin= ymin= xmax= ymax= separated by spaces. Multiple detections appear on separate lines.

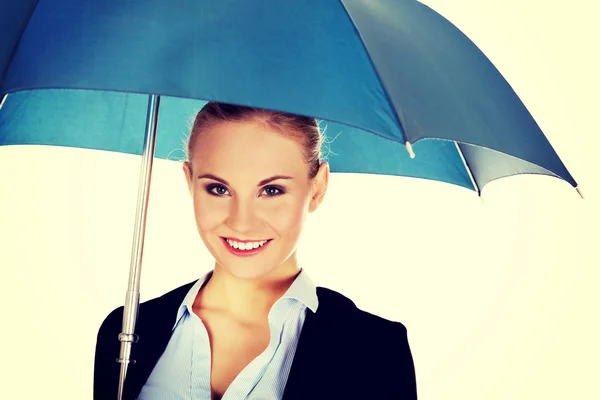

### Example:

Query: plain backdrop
xmin=0 ymin=0 xmax=598 ymax=399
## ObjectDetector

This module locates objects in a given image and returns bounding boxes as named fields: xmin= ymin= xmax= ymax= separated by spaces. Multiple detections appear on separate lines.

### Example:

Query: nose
xmin=226 ymin=198 xmax=258 ymax=235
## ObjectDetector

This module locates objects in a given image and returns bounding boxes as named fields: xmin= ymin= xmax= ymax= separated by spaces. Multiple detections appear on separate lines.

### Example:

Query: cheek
xmin=192 ymin=196 xmax=228 ymax=231
xmin=265 ymin=198 xmax=308 ymax=237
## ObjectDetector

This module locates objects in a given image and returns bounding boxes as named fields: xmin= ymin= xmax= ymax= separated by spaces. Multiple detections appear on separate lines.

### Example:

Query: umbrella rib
xmin=0 ymin=1 xmax=39 ymax=92
xmin=337 ymin=1 xmax=412 ymax=151
xmin=454 ymin=141 xmax=480 ymax=196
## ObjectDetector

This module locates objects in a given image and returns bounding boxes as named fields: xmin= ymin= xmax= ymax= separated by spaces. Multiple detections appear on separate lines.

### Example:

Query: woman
xmin=94 ymin=102 xmax=417 ymax=399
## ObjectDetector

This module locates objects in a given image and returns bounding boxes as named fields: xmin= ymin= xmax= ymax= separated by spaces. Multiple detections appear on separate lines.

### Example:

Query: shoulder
xmin=313 ymin=286 xmax=417 ymax=398
xmin=315 ymin=286 xmax=408 ymax=344
xmin=316 ymin=286 xmax=407 ymax=329
xmin=94 ymin=281 xmax=197 ymax=398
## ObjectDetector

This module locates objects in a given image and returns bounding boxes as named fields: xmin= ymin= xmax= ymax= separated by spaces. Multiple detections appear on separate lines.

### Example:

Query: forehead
xmin=190 ymin=120 xmax=308 ymax=177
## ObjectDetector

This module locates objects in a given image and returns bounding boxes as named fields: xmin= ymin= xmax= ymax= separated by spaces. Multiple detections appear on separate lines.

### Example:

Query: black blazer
xmin=94 ymin=281 xmax=418 ymax=399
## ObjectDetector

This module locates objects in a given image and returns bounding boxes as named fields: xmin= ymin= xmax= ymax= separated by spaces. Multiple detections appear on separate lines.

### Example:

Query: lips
xmin=225 ymin=238 xmax=268 ymax=250
xmin=221 ymin=237 xmax=272 ymax=257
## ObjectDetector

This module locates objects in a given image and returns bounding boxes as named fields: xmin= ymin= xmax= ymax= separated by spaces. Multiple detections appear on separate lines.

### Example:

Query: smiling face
xmin=183 ymin=119 xmax=329 ymax=281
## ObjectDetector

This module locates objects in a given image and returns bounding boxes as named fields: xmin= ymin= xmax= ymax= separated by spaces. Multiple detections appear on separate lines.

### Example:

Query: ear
xmin=183 ymin=161 xmax=194 ymax=195
xmin=309 ymin=162 xmax=329 ymax=213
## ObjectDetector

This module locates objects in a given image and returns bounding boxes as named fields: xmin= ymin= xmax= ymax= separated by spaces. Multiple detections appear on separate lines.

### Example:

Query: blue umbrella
xmin=0 ymin=0 xmax=580 ymax=397
xmin=1 ymin=0 xmax=578 ymax=193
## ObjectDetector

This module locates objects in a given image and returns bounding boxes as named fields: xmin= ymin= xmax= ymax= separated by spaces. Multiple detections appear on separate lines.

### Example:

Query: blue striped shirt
xmin=138 ymin=269 xmax=319 ymax=399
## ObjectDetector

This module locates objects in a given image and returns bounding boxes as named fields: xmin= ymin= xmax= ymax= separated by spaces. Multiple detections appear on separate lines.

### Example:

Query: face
xmin=183 ymin=119 xmax=329 ymax=281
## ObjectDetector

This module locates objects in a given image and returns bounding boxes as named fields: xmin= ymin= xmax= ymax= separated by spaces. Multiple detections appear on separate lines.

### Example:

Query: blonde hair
xmin=186 ymin=102 xmax=323 ymax=178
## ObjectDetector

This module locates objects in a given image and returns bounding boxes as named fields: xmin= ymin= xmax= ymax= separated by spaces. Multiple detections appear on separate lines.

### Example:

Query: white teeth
xmin=226 ymin=239 xmax=267 ymax=251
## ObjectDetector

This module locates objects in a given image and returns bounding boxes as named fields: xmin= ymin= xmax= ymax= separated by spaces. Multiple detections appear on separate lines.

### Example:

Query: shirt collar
xmin=278 ymin=268 xmax=319 ymax=313
xmin=172 ymin=268 xmax=319 ymax=331
xmin=172 ymin=270 xmax=213 ymax=330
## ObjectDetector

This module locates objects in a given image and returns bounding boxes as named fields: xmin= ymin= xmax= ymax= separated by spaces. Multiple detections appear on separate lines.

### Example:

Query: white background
xmin=1 ymin=0 xmax=598 ymax=398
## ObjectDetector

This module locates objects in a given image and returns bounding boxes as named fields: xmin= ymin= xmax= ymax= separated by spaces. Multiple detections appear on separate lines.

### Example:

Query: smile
xmin=221 ymin=237 xmax=272 ymax=257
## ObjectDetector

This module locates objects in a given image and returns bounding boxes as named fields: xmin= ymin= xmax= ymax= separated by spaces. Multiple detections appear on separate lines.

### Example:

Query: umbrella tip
xmin=405 ymin=141 xmax=415 ymax=159
xmin=576 ymin=186 xmax=584 ymax=199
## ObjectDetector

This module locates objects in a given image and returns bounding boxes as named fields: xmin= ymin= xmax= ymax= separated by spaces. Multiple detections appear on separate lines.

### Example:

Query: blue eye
xmin=262 ymin=186 xmax=284 ymax=197
xmin=207 ymin=184 xmax=230 ymax=196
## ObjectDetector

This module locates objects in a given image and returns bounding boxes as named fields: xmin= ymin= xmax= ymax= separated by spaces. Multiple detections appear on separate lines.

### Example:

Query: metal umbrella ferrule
xmin=117 ymin=332 xmax=140 ymax=345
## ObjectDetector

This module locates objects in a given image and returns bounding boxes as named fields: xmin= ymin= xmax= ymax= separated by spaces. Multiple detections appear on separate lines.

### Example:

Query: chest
xmin=195 ymin=309 xmax=271 ymax=398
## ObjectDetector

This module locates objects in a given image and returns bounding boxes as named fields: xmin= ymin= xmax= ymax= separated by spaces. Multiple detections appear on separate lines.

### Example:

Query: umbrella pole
xmin=116 ymin=94 xmax=161 ymax=400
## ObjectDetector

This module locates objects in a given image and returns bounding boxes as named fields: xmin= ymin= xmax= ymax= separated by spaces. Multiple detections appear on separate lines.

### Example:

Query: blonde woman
xmin=94 ymin=102 xmax=417 ymax=400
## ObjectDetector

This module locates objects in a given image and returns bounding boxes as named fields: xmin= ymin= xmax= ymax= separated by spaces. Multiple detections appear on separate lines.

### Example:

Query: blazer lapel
xmin=123 ymin=282 xmax=195 ymax=399
xmin=282 ymin=308 xmax=320 ymax=400
xmin=283 ymin=287 xmax=349 ymax=400
xmin=282 ymin=286 xmax=361 ymax=400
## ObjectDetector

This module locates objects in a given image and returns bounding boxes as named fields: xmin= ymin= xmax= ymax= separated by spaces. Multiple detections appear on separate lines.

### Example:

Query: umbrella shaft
xmin=117 ymin=94 xmax=161 ymax=400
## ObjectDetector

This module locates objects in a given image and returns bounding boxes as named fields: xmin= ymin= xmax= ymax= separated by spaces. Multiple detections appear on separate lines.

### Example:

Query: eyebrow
xmin=197 ymin=174 xmax=229 ymax=185
xmin=196 ymin=174 xmax=293 ymax=187
xmin=258 ymin=175 xmax=294 ymax=186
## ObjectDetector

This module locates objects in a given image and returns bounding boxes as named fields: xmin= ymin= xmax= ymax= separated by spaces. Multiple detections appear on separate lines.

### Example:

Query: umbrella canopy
xmin=1 ymin=89 xmax=478 ymax=191
xmin=0 ymin=0 xmax=577 ymax=194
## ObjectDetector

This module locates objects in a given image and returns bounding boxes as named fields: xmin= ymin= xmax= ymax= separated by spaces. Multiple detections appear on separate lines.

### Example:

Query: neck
xmin=197 ymin=258 xmax=301 ymax=324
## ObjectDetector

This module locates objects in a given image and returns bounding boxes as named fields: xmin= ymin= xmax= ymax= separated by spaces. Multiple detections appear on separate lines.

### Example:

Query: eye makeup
xmin=205 ymin=183 xmax=230 ymax=196
xmin=262 ymin=185 xmax=285 ymax=197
